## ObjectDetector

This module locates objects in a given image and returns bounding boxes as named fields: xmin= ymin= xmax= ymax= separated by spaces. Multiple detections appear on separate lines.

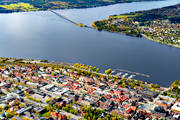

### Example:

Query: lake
xmin=0 ymin=0 xmax=179 ymax=87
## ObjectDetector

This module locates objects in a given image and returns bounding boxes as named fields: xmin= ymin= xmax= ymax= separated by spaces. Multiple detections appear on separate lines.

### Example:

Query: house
xmin=0 ymin=104 xmax=6 ymax=109
xmin=51 ymin=112 xmax=58 ymax=120
xmin=12 ymin=89 xmax=24 ymax=96
xmin=133 ymin=110 xmax=151 ymax=120
xmin=10 ymin=106 xmax=19 ymax=112
xmin=140 ymin=90 xmax=158 ymax=98
xmin=72 ymin=104 xmax=81 ymax=110
xmin=0 ymin=82 xmax=7 ymax=88
xmin=155 ymin=95 xmax=175 ymax=108
xmin=171 ymin=102 xmax=180 ymax=113
xmin=16 ymin=106 xmax=32 ymax=115
xmin=138 ymin=103 xmax=153 ymax=113
xmin=56 ymin=101 xmax=66 ymax=108
xmin=33 ymin=106 xmax=46 ymax=114
xmin=51 ymin=111 xmax=67 ymax=120
xmin=27 ymin=82 xmax=39 ymax=88
xmin=154 ymin=106 xmax=166 ymax=117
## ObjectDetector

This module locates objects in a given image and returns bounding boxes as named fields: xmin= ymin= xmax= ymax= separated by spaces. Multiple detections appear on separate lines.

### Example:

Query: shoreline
xmin=92 ymin=26 xmax=180 ymax=49
xmin=0 ymin=0 xmax=164 ymax=14
xmin=142 ymin=34 xmax=180 ymax=49
xmin=0 ymin=57 xmax=172 ymax=89
xmin=0 ymin=58 xmax=179 ymax=120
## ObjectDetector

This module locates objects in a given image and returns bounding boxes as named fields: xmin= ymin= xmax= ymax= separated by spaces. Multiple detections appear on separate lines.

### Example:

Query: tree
xmin=74 ymin=109 xmax=78 ymax=115
xmin=152 ymin=88 xmax=155 ymax=92
xmin=105 ymin=69 xmax=112 ymax=75
xmin=88 ymin=117 xmax=91 ymax=120
xmin=129 ymin=82 xmax=135 ymax=88
xmin=89 ymin=66 xmax=93 ymax=71
xmin=96 ymin=68 xmax=100 ymax=73
xmin=6 ymin=110 xmax=15 ymax=118
xmin=151 ymin=84 xmax=160 ymax=88
xmin=40 ymin=59 xmax=48 ymax=62
xmin=44 ymin=111 xmax=51 ymax=118
xmin=45 ymin=105 xmax=53 ymax=111
xmin=92 ymin=115 xmax=96 ymax=120
xmin=67 ymin=115 xmax=71 ymax=120
xmin=0 ymin=106 xmax=2 ymax=112
xmin=90 ymin=74 xmax=94 ymax=78
xmin=70 ymin=109 xmax=74 ymax=114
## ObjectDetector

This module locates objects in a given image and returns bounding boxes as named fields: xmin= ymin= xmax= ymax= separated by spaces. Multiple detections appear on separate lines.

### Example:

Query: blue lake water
xmin=0 ymin=0 xmax=180 ymax=87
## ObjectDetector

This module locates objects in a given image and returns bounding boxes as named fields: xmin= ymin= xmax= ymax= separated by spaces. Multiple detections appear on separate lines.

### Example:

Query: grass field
xmin=0 ymin=3 xmax=39 ymax=11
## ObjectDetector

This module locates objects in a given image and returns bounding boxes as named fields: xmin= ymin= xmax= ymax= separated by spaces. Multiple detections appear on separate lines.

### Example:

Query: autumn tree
xmin=105 ymin=69 xmax=112 ymax=75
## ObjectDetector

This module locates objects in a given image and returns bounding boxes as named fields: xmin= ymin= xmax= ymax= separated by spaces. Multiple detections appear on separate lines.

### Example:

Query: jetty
xmin=114 ymin=68 xmax=150 ymax=78
xmin=127 ymin=74 xmax=136 ymax=79
xmin=121 ymin=73 xmax=129 ymax=78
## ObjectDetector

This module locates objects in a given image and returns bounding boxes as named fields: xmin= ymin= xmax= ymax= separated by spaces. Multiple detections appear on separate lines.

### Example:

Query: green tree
xmin=105 ymin=69 xmax=112 ymax=75
xmin=0 ymin=106 xmax=3 ymax=112
xmin=74 ymin=109 xmax=79 ymax=115
xmin=92 ymin=115 xmax=96 ymax=120
xmin=96 ymin=68 xmax=100 ymax=72
xmin=67 ymin=115 xmax=71 ymax=120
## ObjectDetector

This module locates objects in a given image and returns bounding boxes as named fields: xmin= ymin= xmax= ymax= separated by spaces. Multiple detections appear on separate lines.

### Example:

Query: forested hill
xmin=0 ymin=0 xmax=157 ymax=13
xmin=125 ymin=3 xmax=180 ymax=23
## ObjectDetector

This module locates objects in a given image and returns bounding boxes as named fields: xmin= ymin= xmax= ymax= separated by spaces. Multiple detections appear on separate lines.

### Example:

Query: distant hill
xmin=0 ymin=0 xmax=157 ymax=13
xmin=127 ymin=3 xmax=180 ymax=23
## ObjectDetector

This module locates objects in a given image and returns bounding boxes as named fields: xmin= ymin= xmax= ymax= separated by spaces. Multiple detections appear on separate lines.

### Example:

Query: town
xmin=92 ymin=4 xmax=180 ymax=48
xmin=0 ymin=58 xmax=179 ymax=120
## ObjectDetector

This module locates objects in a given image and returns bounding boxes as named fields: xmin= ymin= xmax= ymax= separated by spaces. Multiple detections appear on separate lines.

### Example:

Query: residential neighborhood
xmin=0 ymin=58 xmax=179 ymax=120
xmin=92 ymin=4 xmax=180 ymax=48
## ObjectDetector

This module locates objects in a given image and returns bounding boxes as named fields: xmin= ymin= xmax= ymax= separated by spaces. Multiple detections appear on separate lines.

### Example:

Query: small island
xmin=92 ymin=4 xmax=180 ymax=48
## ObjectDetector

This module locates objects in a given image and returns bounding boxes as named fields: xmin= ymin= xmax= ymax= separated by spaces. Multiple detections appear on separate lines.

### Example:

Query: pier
xmin=114 ymin=68 xmax=150 ymax=78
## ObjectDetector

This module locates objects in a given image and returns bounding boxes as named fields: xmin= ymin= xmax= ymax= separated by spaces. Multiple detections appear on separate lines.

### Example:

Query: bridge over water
xmin=50 ymin=10 xmax=92 ymax=28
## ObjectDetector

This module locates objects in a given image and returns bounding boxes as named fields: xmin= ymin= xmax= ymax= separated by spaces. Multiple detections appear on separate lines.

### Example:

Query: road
xmin=22 ymin=97 xmax=47 ymax=107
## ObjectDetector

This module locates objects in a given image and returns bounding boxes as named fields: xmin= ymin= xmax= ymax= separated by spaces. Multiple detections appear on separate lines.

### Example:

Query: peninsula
xmin=92 ymin=4 xmax=180 ymax=48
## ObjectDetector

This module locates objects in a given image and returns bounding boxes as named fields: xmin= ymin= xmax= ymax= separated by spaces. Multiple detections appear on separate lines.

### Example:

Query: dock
xmin=127 ymin=74 xmax=136 ymax=79
xmin=114 ymin=68 xmax=150 ymax=78
xmin=121 ymin=73 xmax=128 ymax=78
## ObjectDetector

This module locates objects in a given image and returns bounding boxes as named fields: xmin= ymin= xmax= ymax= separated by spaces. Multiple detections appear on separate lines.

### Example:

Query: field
xmin=0 ymin=3 xmax=39 ymax=11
